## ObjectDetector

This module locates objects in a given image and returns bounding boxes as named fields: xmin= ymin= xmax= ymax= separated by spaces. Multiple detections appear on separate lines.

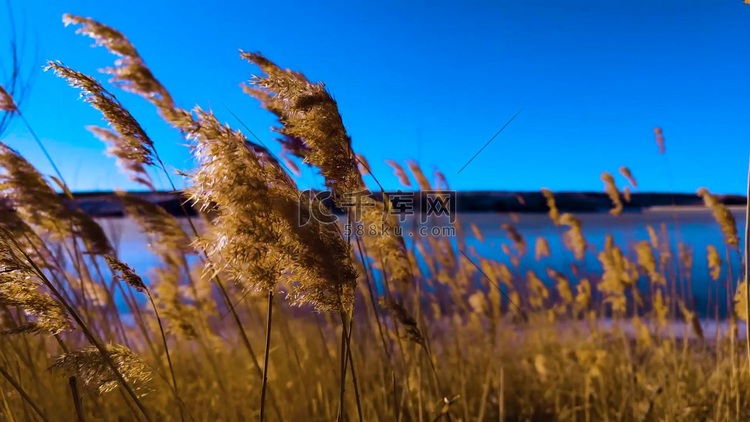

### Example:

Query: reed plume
xmin=560 ymin=213 xmax=587 ymax=260
xmin=0 ymin=195 xmax=72 ymax=334
xmin=115 ymin=192 xmax=192 ymax=255
xmin=619 ymin=166 xmax=637 ymax=189
xmin=501 ymin=224 xmax=526 ymax=256
xmin=240 ymin=52 xmax=359 ymax=193
xmin=697 ymin=187 xmax=739 ymax=248
xmin=736 ymin=282 xmax=748 ymax=323
xmin=707 ymin=245 xmax=722 ymax=281
xmin=105 ymin=256 xmax=147 ymax=293
xmin=379 ymin=297 xmax=424 ymax=346
xmin=386 ymin=160 xmax=411 ymax=187
xmin=654 ymin=127 xmax=665 ymax=154
xmin=62 ymin=14 xmax=195 ymax=133
xmin=678 ymin=300 xmax=703 ymax=340
xmin=468 ymin=291 xmax=489 ymax=316
xmin=45 ymin=62 xmax=157 ymax=191
xmin=0 ymin=85 xmax=17 ymax=112
xmin=433 ymin=167 xmax=449 ymax=190
xmin=406 ymin=160 xmax=431 ymax=191
xmin=241 ymin=51 xmax=410 ymax=283
xmin=526 ymin=270 xmax=549 ymax=310
xmin=50 ymin=344 xmax=153 ymax=395
xmin=635 ymin=241 xmax=664 ymax=285
xmin=541 ymin=188 xmax=560 ymax=226
xmin=679 ymin=242 xmax=694 ymax=276
xmin=600 ymin=172 xmax=623 ymax=216
xmin=575 ymin=279 xmax=591 ymax=316
xmin=356 ymin=154 xmax=372 ymax=177
xmin=0 ymin=241 xmax=71 ymax=335
xmin=597 ymin=236 xmax=637 ymax=315
xmin=0 ymin=143 xmax=113 ymax=255
xmin=62 ymin=16 xmax=172 ymax=107
xmin=547 ymin=268 xmax=573 ymax=307
xmin=186 ymin=108 xmax=357 ymax=312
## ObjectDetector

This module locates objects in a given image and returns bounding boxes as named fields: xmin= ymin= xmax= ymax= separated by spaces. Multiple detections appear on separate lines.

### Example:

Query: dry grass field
xmin=0 ymin=11 xmax=749 ymax=422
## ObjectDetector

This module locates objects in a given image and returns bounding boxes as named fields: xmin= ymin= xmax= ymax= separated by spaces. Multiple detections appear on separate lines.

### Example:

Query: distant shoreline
xmin=56 ymin=190 xmax=748 ymax=218
xmin=645 ymin=205 xmax=747 ymax=212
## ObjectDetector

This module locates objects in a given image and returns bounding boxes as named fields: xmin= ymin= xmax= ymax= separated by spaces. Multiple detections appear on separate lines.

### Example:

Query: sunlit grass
xmin=0 ymin=10 xmax=748 ymax=422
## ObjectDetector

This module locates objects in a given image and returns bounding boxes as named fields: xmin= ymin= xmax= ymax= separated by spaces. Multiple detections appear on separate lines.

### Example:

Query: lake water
xmin=99 ymin=208 xmax=747 ymax=318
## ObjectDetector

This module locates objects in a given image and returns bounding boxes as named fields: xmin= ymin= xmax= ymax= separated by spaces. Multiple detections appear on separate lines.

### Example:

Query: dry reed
xmin=0 ymin=10 xmax=748 ymax=422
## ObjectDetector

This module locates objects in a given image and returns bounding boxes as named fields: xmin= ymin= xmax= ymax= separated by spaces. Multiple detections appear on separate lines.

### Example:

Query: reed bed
xmin=0 ymin=13 xmax=749 ymax=422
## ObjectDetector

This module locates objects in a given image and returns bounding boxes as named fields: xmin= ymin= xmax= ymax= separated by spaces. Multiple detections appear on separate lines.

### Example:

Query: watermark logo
xmin=296 ymin=189 xmax=338 ymax=227
xmin=423 ymin=191 xmax=456 ymax=224
xmin=296 ymin=189 xmax=457 ymax=238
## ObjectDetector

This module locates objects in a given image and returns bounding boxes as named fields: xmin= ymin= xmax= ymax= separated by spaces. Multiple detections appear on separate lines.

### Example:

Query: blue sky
xmin=1 ymin=0 xmax=749 ymax=194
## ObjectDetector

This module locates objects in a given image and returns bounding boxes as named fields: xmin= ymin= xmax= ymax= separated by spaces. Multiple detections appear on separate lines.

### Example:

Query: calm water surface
xmin=99 ymin=208 xmax=746 ymax=318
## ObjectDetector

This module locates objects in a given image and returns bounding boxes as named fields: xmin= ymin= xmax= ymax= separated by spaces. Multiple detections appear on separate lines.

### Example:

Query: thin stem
xmin=16 ymin=111 xmax=65 ymax=184
xmin=353 ymin=236 xmax=393 ymax=362
xmin=337 ymin=311 xmax=349 ymax=422
xmin=69 ymin=376 xmax=85 ymax=422
xmin=0 ymin=365 xmax=49 ymax=422
xmin=259 ymin=291 xmax=274 ymax=422
xmin=6 ymin=230 xmax=152 ymax=422
xmin=150 ymin=153 xmax=281 ymax=419
xmin=146 ymin=291 xmax=186 ymax=422
xmin=345 ymin=315 xmax=363 ymax=422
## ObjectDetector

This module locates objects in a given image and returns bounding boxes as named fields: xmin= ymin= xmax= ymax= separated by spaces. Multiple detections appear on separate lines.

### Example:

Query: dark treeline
xmin=28 ymin=190 xmax=748 ymax=218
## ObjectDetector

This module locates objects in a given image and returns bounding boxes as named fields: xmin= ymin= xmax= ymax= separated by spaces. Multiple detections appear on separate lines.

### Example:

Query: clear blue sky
xmin=1 ymin=0 xmax=749 ymax=194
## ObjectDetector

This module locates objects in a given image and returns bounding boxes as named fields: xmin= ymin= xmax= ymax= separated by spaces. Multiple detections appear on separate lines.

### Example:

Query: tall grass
xmin=0 ymin=12 xmax=748 ymax=422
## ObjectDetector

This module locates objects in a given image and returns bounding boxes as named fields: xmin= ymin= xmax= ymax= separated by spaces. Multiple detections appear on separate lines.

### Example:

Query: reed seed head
xmin=50 ymin=344 xmax=153 ymax=395
xmin=0 ymin=85 xmax=17 ymax=112
xmin=697 ymin=187 xmax=739 ymax=248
